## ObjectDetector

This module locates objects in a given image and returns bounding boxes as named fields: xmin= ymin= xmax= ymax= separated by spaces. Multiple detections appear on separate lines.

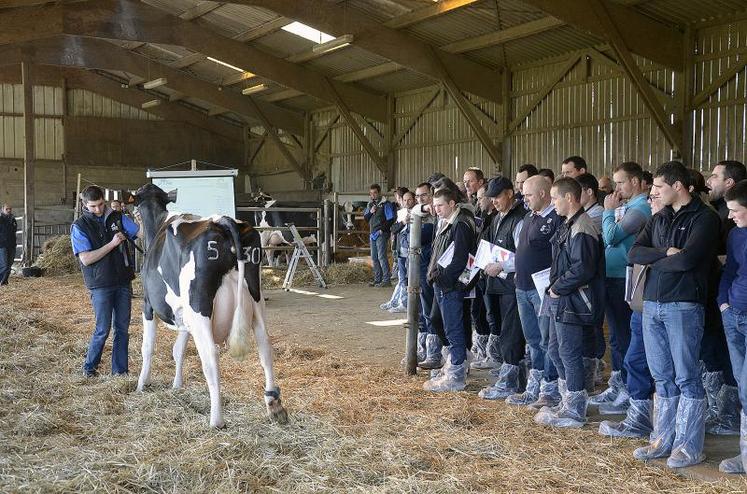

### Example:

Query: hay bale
xmin=35 ymin=235 xmax=79 ymax=276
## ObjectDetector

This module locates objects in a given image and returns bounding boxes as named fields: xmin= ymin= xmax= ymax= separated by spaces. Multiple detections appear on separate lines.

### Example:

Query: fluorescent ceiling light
xmin=143 ymin=77 xmax=167 ymax=89
xmin=241 ymin=83 xmax=268 ymax=95
xmin=282 ymin=21 xmax=334 ymax=44
xmin=312 ymin=34 xmax=354 ymax=55
xmin=206 ymin=56 xmax=245 ymax=72
xmin=141 ymin=99 xmax=161 ymax=109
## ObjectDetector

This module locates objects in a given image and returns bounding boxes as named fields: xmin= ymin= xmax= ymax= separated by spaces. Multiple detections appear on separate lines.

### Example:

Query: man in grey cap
xmin=477 ymin=177 xmax=528 ymax=400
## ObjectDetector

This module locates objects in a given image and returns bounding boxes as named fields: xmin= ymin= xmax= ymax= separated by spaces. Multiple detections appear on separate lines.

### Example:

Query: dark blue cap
xmin=485 ymin=176 xmax=514 ymax=198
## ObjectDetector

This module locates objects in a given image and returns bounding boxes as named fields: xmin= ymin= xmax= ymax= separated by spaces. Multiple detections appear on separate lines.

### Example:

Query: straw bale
xmin=34 ymin=235 xmax=79 ymax=276
xmin=0 ymin=277 xmax=746 ymax=493
xmin=262 ymin=262 xmax=371 ymax=290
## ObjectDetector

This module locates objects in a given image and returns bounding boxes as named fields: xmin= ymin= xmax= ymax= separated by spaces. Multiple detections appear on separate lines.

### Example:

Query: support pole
xmin=405 ymin=212 xmax=422 ymax=375
xmin=22 ymin=61 xmax=35 ymax=267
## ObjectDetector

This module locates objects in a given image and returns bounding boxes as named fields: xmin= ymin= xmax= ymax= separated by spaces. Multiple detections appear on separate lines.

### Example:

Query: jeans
xmin=606 ymin=277 xmax=633 ymax=379
xmin=624 ymin=311 xmax=655 ymax=400
xmin=643 ymin=301 xmax=705 ymax=399
xmin=0 ymin=246 xmax=13 ymax=285
xmin=396 ymin=256 xmax=408 ymax=305
xmin=722 ymin=307 xmax=747 ymax=410
xmin=370 ymin=234 xmax=390 ymax=284
xmin=548 ymin=298 xmax=587 ymax=392
xmin=434 ymin=286 xmax=467 ymax=365
xmin=420 ymin=259 xmax=435 ymax=334
xmin=701 ymin=296 xmax=737 ymax=386
xmin=483 ymin=290 xmax=502 ymax=337
xmin=516 ymin=288 xmax=558 ymax=381
xmin=84 ymin=283 xmax=132 ymax=375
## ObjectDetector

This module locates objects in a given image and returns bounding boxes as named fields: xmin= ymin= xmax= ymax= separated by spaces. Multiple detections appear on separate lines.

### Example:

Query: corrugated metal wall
xmin=67 ymin=89 xmax=160 ymax=121
xmin=0 ymin=84 xmax=64 ymax=160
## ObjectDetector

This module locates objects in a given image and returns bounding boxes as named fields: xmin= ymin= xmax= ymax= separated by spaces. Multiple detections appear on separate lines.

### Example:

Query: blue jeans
xmin=84 ymin=283 xmax=132 ymax=375
xmin=548 ymin=298 xmax=587 ymax=392
xmin=606 ymin=277 xmax=632 ymax=378
xmin=643 ymin=301 xmax=705 ymax=399
xmin=0 ymin=246 xmax=13 ymax=285
xmin=419 ymin=257 xmax=434 ymax=335
xmin=397 ymin=256 xmax=408 ymax=305
xmin=722 ymin=307 xmax=747 ymax=410
xmin=624 ymin=311 xmax=655 ymax=400
xmin=516 ymin=288 xmax=558 ymax=382
xmin=370 ymin=234 xmax=390 ymax=284
xmin=435 ymin=286 xmax=466 ymax=365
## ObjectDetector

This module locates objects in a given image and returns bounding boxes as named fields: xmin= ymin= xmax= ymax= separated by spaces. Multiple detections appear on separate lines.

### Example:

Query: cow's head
xmin=128 ymin=184 xmax=177 ymax=245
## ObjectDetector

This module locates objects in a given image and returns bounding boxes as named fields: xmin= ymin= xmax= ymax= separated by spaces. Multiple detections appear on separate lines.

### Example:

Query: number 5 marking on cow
xmin=243 ymin=246 xmax=262 ymax=265
xmin=207 ymin=240 xmax=219 ymax=260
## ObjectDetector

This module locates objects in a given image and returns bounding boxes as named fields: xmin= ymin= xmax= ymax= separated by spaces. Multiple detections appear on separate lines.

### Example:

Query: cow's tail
xmin=217 ymin=217 xmax=252 ymax=360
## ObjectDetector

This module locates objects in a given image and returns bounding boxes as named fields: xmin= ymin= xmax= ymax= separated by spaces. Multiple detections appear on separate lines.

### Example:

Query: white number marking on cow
xmin=243 ymin=246 xmax=262 ymax=265
xmin=207 ymin=240 xmax=219 ymax=260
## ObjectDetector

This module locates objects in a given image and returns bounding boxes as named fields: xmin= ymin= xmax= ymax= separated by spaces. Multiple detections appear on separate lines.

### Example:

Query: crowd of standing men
xmin=365 ymin=157 xmax=747 ymax=472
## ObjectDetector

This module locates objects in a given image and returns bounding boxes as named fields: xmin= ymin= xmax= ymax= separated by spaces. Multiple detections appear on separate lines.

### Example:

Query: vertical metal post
xmin=405 ymin=213 xmax=422 ymax=375
xmin=74 ymin=173 xmax=82 ymax=221
xmin=22 ymin=61 xmax=35 ymax=267
xmin=323 ymin=199 xmax=331 ymax=267
xmin=332 ymin=191 xmax=339 ymax=257
xmin=316 ymin=207 xmax=323 ymax=268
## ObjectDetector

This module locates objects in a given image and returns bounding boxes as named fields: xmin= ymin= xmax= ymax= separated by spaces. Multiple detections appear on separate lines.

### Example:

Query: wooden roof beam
xmin=62 ymin=0 xmax=388 ymax=122
xmin=228 ymin=0 xmax=502 ymax=103
xmin=385 ymin=0 xmax=480 ymax=29
xmin=521 ymin=0 xmax=683 ymax=70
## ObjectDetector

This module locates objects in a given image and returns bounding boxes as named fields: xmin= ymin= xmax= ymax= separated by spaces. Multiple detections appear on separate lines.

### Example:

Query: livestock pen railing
xmin=235 ymin=206 xmax=326 ymax=268
xmin=13 ymin=218 xmax=72 ymax=262
xmin=330 ymin=193 xmax=371 ymax=262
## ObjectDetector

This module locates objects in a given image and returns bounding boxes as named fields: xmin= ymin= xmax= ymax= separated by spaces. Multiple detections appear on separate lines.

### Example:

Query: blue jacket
xmin=364 ymin=199 xmax=395 ymax=238
xmin=602 ymin=194 xmax=651 ymax=279
xmin=549 ymin=209 xmax=606 ymax=326
xmin=628 ymin=195 xmax=720 ymax=305
xmin=719 ymin=227 xmax=747 ymax=312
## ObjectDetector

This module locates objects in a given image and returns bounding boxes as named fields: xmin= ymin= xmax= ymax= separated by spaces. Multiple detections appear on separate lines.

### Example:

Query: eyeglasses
xmin=415 ymin=193 xmax=430 ymax=198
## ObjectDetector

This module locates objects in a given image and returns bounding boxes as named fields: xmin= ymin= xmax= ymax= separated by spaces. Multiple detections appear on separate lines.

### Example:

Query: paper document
xmin=437 ymin=242 xmax=455 ymax=268
xmin=458 ymin=254 xmax=480 ymax=285
xmin=397 ymin=207 xmax=409 ymax=223
xmin=531 ymin=268 xmax=551 ymax=303
xmin=474 ymin=239 xmax=515 ymax=270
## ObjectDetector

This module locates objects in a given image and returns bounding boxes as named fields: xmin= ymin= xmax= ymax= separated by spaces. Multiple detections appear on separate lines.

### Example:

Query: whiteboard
xmin=152 ymin=176 xmax=235 ymax=218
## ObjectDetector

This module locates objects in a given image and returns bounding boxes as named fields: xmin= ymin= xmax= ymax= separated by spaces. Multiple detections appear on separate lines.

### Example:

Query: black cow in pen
xmin=129 ymin=184 xmax=287 ymax=428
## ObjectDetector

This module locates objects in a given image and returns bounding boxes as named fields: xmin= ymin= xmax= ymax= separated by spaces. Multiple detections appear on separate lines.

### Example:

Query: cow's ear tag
xmin=167 ymin=189 xmax=178 ymax=204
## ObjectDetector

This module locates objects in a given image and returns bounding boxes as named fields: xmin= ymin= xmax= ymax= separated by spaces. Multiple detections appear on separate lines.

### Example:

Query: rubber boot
xmin=472 ymin=334 xmax=501 ymax=370
xmin=667 ymin=396 xmax=707 ymax=468
xmin=418 ymin=335 xmax=444 ymax=370
xmin=633 ymin=394 xmax=679 ymax=461
xmin=599 ymin=398 xmax=653 ymax=439
xmin=506 ymin=369 xmax=542 ymax=406
xmin=706 ymin=385 xmax=741 ymax=436
xmin=469 ymin=334 xmax=489 ymax=369
xmin=719 ymin=411 xmax=747 ymax=474
xmin=534 ymin=389 xmax=588 ymax=428
xmin=598 ymin=385 xmax=631 ymax=415
xmin=478 ymin=363 xmax=521 ymax=400
xmin=583 ymin=357 xmax=597 ymax=394
xmin=423 ymin=358 xmax=467 ymax=393
xmin=589 ymin=370 xmax=624 ymax=406
xmin=702 ymin=370 xmax=725 ymax=423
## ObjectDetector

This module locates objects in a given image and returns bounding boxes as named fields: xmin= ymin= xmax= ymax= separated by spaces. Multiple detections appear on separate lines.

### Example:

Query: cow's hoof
xmin=210 ymin=418 xmax=227 ymax=429
xmin=268 ymin=400 xmax=288 ymax=424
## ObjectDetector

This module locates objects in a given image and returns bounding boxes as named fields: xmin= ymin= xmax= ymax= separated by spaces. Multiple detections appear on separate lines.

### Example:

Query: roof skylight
xmin=281 ymin=21 xmax=335 ymax=44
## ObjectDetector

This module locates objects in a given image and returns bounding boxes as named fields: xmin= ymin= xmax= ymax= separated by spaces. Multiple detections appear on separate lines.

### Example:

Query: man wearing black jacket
xmin=534 ymin=178 xmax=605 ymax=429
xmin=0 ymin=203 xmax=17 ymax=285
xmin=423 ymin=188 xmax=476 ymax=392
xmin=629 ymin=161 xmax=720 ymax=468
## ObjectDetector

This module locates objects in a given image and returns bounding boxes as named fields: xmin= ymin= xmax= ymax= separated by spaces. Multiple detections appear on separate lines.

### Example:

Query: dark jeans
xmin=0 ymin=246 xmax=13 ymax=285
xmin=722 ymin=307 xmax=747 ymax=410
xmin=419 ymin=257 xmax=433 ymax=335
xmin=370 ymin=234 xmax=390 ymax=284
xmin=625 ymin=310 xmax=655 ymax=400
xmin=606 ymin=277 xmax=633 ymax=379
xmin=701 ymin=297 xmax=737 ymax=386
xmin=434 ymin=286 xmax=467 ymax=365
xmin=84 ymin=283 xmax=132 ymax=375
xmin=483 ymin=290 xmax=502 ymax=337
xmin=472 ymin=281 xmax=490 ymax=336
xmin=548 ymin=297 xmax=588 ymax=392
xmin=497 ymin=292 xmax=525 ymax=365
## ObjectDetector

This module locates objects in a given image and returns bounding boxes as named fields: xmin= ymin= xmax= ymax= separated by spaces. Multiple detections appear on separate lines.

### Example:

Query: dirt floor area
xmin=2 ymin=273 xmax=747 ymax=493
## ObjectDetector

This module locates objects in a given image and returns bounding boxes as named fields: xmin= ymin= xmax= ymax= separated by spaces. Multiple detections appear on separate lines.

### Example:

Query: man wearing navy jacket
xmin=534 ymin=178 xmax=605 ymax=429
xmin=364 ymin=183 xmax=396 ymax=288
xmin=422 ymin=188 xmax=476 ymax=392
xmin=629 ymin=161 xmax=720 ymax=468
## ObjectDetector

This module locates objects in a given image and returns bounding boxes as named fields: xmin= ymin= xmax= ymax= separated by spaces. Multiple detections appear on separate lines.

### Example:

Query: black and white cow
xmin=131 ymin=184 xmax=287 ymax=428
